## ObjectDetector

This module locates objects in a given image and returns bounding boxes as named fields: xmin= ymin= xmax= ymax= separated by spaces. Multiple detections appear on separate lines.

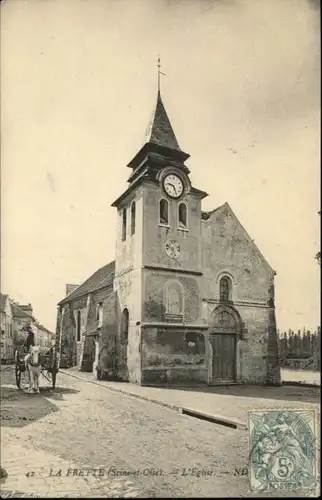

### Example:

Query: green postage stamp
xmin=248 ymin=409 xmax=319 ymax=494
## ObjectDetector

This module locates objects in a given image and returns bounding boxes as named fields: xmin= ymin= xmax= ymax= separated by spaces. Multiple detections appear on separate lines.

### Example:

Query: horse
xmin=24 ymin=345 xmax=41 ymax=393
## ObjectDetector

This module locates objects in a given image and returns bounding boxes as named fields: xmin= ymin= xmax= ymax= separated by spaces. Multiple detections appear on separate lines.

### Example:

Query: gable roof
xmin=202 ymin=202 xmax=276 ymax=275
xmin=201 ymin=204 xmax=225 ymax=220
xmin=36 ymin=323 xmax=54 ymax=335
xmin=0 ymin=293 xmax=9 ymax=313
xmin=58 ymin=260 xmax=115 ymax=305
xmin=11 ymin=302 xmax=35 ymax=320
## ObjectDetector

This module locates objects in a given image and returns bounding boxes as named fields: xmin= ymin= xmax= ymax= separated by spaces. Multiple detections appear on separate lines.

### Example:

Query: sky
xmin=1 ymin=0 xmax=320 ymax=333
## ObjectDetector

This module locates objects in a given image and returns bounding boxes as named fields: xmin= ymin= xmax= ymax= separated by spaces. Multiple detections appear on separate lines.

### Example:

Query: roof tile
xmin=59 ymin=261 xmax=115 ymax=305
xmin=144 ymin=91 xmax=182 ymax=151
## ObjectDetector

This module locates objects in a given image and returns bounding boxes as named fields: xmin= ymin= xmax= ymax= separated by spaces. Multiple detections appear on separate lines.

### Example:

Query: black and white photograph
xmin=1 ymin=0 xmax=320 ymax=497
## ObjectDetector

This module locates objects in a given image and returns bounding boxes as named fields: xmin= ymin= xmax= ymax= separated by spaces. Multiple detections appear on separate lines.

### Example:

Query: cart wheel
xmin=51 ymin=369 xmax=57 ymax=390
xmin=15 ymin=351 xmax=21 ymax=389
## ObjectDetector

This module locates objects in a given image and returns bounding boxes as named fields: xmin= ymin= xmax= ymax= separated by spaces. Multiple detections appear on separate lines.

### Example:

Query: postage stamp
xmin=248 ymin=409 xmax=319 ymax=494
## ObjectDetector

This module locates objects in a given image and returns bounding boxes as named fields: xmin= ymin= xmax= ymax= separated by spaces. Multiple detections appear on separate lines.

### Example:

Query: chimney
xmin=66 ymin=284 xmax=79 ymax=296
xmin=18 ymin=303 xmax=33 ymax=315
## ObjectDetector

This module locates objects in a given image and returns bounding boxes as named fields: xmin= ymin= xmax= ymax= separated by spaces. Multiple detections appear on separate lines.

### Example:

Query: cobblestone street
xmin=1 ymin=367 xmax=319 ymax=498
xmin=1 ymin=367 xmax=250 ymax=498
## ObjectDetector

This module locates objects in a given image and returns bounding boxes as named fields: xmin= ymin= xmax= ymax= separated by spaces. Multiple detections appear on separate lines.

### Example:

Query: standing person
xmin=24 ymin=324 xmax=35 ymax=351
xmin=23 ymin=323 xmax=36 ymax=367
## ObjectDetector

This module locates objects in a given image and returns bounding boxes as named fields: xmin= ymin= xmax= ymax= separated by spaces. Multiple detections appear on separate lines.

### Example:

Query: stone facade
xmin=0 ymin=294 xmax=14 ymax=363
xmin=57 ymin=90 xmax=281 ymax=386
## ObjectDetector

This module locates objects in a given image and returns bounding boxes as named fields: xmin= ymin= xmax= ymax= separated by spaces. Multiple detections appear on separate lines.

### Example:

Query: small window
xmin=219 ymin=276 xmax=232 ymax=302
xmin=131 ymin=201 xmax=136 ymax=236
xmin=178 ymin=203 xmax=187 ymax=228
xmin=159 ymin=199 xmax=169 ymax=225
xmin=96 ymin=303 xmax=103 ymax=327
xmin=76 ymin=310 xmax=81 ymax=342
xmin=122 ymin=208 xmax=127 ymax=241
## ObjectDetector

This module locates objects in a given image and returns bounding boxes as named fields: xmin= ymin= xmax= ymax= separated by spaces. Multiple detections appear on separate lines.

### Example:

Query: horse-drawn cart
xmin=14 ymin=344 xmax=59 ymax=391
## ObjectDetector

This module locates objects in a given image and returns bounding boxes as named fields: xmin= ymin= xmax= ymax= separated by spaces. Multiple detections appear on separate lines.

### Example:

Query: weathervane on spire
xmin=157 ymin=56 xmax=166 ymax=93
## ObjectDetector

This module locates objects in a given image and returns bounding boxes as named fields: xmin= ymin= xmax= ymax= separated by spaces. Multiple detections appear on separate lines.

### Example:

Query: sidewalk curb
xmin=60 ymin=369 xmax=183 ymax=412
xmin=60 ymin=369 xmax=246 ymax=430
xmin=282 ymin=381 xmax=320 ymax=388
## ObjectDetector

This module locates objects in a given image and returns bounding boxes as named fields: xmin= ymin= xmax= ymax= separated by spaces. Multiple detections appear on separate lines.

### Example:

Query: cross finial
xmin=157 ymin=56 xmax=166 ymax=93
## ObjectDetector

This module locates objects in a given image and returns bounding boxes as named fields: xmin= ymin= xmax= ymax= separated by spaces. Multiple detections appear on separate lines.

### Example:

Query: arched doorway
xmin=209 ymin=306 xmax=242 ymax=383
xmin=121 ymin=308 xmax=129 ymax=381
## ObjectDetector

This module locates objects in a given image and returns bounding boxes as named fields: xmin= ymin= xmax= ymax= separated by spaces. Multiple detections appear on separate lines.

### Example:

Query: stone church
xmin=56 ymin=90 xmax=281 ymax=386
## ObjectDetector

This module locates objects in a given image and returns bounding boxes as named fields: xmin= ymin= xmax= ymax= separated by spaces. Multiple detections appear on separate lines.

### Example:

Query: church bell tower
xmin=112 ymin=66 xmax=208 ymax=385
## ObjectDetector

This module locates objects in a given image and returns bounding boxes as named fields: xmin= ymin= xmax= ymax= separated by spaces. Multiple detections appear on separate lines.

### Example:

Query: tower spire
xmin=157 ymin=56 xmax=165 ymax=93
xmin=125 ymin=59 xmax=191 ymax=171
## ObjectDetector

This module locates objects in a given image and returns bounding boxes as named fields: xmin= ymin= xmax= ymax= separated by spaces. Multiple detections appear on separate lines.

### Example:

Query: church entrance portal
xmin=209 ymin=306 xmax=241 ymax=383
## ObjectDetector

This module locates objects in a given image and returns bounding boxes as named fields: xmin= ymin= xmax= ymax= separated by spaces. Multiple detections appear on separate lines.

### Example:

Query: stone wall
xmin=235 ymin=304 xmax=269 ymax=383
xmin=143 ymin=270 xmax=201 ymax=324
xmin=141 ymin=327 xmax=208 ymax=385
xmin=201 ymin=204 xmax=280 ymax=385
xmin=113 ymin=186 xmax=144 ymax=384
xmin=202 ymin=203 xmax=273 ymax=304
xmin=97 ymin=292 xmax=118 ymax=378
xmin=142 ymin=184 xmax=202 ymax=271
xmin=59 ymin=302 xmax=77 ymax=368
xmin=62 ymin=288 xmax=119 ymax=373
xmin=113 ymin=269 xmax=142 ymax=383
xmin=114 ymin=187 xmax=143 ymax=277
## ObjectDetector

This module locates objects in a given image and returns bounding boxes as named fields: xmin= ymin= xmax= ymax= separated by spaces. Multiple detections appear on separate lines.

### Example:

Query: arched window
xmin=178 ymin=203 xmax=187 ymax=228
xmin=159 ymin=199 xmax=169 ymax=225
xmin=122 ymin=208 xmax=127 ymax=241
xmin=131 ymin=201 xmax=136 ymax=236
xmin=76 ymin=310 xmax=81 ymax=342
xmin=219 ymin=276 xmax=232 ymax=303
xmin=121 ymin=308 xmax=129 ymax=343
xmin=165 ymin=281 xmax=184 ymax=316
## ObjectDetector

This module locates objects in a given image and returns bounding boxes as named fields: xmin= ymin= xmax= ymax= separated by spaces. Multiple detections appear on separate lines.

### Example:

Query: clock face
xmin=163 ymin=174 xmax=184 ymax=199
xmin=165 ymin=239 xmax=181 ymax=259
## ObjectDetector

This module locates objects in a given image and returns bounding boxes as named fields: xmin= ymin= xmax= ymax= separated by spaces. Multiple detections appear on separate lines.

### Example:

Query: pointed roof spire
xmin=126 ymin=59 xmax=190 ymax=171
xmin=143 ymin=91 xmax=182 ymax=151
xmin=142 ymin=57 xmax=183 ymax=152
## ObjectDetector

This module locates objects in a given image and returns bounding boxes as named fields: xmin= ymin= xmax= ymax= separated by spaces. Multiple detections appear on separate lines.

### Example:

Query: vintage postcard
xmin=1 ymin=0 xmax=320 ymax=498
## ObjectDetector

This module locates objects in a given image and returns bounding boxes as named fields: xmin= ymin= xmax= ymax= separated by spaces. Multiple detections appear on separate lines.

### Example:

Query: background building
xmin=0 ymin=293 xmax=54 ymax=363
xmin=0 ymin=294 xmax=14 ymax=364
